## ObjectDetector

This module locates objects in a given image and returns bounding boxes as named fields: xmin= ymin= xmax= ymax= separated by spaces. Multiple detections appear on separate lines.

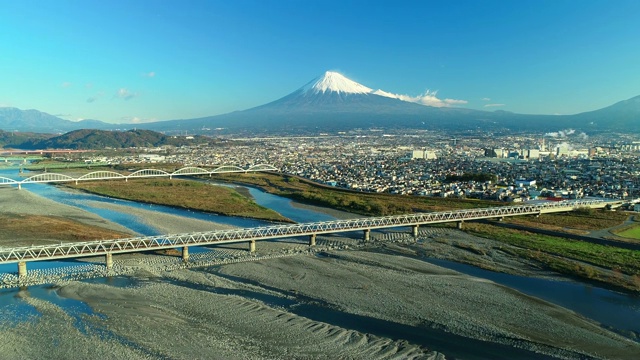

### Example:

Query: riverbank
xmin=0 ymin=186 xmax=239 ymax=246
xmin=0 ymin=187 xmax=133 ymax=246
xmin=214 ymin=172 xmax=501 ymax=215
xmin=4 ymin=240 xmax=638 ymax=359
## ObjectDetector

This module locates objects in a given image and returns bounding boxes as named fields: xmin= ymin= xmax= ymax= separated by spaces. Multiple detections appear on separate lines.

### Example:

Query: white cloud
xmin=61 ymin=82 xmax=72 ymax=88
xmin=443 ymin=98 xmax=468 ymax=105
xmin=544 ymin=129 xmax=576 ymax=138
xmin=121 ymin=116 xmax=157 ymax=123
xmin=374 ymin=89 xmax=467 ymax=108
xmin=484 ymin=103 xmax=505 ymax=108
xmin=482 ymin=97 xmax=491 ymax=101
xmin=115 ymin=88 xmax=137 ymax=100
xmin=142 ymin=71 xmax=156 ymax=78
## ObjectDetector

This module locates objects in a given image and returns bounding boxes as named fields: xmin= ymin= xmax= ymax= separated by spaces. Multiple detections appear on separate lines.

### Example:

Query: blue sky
xmin=1 ymin=0 xmax=639 ymax=123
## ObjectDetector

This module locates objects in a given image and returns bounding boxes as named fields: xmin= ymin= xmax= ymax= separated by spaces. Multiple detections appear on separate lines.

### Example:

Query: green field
xmin=614 ymin=225 xmax=640 ymax=240
xmin=465 ymin=222 xmax=640 ymax=292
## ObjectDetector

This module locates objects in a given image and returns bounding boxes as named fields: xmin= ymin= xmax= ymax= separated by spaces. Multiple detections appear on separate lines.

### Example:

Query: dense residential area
xmin=53 ymin=131 xmax=640 ymax=206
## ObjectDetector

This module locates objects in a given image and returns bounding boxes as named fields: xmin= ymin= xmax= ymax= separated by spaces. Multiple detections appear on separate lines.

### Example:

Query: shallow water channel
xmin=0 ymin=168 xmax=639 ymax=349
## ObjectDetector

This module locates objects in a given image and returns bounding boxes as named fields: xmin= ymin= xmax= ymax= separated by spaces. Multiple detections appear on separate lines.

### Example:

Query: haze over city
xmin=1 ymin=0 xmax=639 ymax=124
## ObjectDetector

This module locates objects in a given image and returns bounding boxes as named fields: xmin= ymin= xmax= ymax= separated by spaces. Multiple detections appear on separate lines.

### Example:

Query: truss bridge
xmin=0 ymin=164 xmax=278 ymax=189
xmin=0 ymin=199 xmax=621 ymax=277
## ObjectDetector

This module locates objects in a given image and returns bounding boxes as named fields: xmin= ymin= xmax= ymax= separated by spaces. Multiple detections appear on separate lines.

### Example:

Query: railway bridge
xmin=0 ymin=164 xmax=278 ymax=189
xmin=0 ymin=199 xmax=621 ymax=277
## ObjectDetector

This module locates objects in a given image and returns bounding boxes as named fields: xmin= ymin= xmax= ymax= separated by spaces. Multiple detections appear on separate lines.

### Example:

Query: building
xmin=409 ymin=150 xmax=437 ymax=160
xmin=556 ymin=144 xmax=570 ymax=157
xmin=515 ymin=179 xmax=536 ymax=187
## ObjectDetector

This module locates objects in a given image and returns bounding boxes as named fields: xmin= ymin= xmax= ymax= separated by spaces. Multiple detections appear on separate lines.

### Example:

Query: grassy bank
xmin=0 ymin=214 xmax=131 ymax=246
xmin=614 ymin=225 xmax=640 ymax=240
xmin=464 ymin=222 xmax=640 ymax=292
xmin=505 ymin=208 xmax=628 ymax=234
xmin=67 ymin=178 xmax=291 ymax=223
xmin=213 ymin=172 xmax=501 ymax=215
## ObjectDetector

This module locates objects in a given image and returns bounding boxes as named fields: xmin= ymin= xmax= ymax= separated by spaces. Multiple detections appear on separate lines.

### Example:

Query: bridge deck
xmin=0 ymin=199 xmax=617 ymax=264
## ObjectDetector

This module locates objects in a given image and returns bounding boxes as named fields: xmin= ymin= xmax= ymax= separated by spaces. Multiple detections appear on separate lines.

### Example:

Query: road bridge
xmin=0 ymin=164 xmax=278 ymax=189
xmin=0 ymin=199 xmax=621 ymax=277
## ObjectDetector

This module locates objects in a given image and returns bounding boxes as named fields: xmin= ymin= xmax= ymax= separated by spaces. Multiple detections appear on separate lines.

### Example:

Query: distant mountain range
xmin=0 ymin=107 xmax=112 ymax=133
xmin=1 ymin=71 xmax=639 ymax=134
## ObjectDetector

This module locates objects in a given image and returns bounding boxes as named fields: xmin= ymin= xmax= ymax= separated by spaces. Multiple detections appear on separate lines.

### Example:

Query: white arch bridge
xmin=0 ymin=164 xmax=279 ymax=189
xmin=0 ymin=198 xmax=622 ymax=277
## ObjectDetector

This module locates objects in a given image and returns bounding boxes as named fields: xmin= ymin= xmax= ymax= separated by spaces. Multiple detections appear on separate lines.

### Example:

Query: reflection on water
xmin=427 ymin=258 xmax=640 ymax=339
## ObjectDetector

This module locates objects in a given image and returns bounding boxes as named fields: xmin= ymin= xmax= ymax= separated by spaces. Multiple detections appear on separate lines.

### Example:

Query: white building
xmin=515 ymin=179 xmax=536 ymax=187
xmin=409 ymin=150 xmax=437 ymax=160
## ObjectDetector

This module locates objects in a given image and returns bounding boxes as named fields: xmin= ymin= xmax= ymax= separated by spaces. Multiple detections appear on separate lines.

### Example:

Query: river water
xmin=0 ymin=167 xmax=639 ymax=344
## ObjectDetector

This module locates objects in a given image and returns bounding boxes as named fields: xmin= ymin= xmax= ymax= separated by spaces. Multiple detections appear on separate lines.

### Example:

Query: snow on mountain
xmin=300 ymin=71 xmax=467 ymax=109
xmin=302 ymin=71 xmax=373 ymax=94
xmin=133 ymin=70 xmax=640 ymax=134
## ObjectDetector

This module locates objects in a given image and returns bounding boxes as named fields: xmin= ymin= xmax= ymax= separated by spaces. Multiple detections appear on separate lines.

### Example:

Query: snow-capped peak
xmin=302 ymin=71 xmax=373 ymax=95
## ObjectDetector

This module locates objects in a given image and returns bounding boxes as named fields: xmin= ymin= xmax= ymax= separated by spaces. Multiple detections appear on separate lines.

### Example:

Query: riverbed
xmin=1 ymin=169 xmax=639 ymax=359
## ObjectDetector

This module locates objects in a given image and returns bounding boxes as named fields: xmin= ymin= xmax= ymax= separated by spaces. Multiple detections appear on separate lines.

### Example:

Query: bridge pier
xmin=309 ymin=234 xmax=316 ymax=246
xmin=105 ymin=253 xmax=113 ymax=270
xmin=17 ymin=261 xmax=27 ymax=277
xmin=412 ymin=225 xmax=419 ymax=237
xmin=249 ymin=240 xmax=256 ymax=253
xmin=18 ymin=183 xmax=21 ymax=190
xmin=363 ymin=229 xmax=370 ymax=242
xmin=182 ymin=246 xmax=190 ymax=262
xmin=457 ymin=221 xmax=463 ymax=230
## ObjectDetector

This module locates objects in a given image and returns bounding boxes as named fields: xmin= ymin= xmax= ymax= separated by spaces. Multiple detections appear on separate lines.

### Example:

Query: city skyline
xmin=1 ymin=0 xmax=639 ymax=124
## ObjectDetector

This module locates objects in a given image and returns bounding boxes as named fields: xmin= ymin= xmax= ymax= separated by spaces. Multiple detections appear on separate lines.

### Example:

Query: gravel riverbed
xmin=1 ymin=188 xmax=639 ymax=359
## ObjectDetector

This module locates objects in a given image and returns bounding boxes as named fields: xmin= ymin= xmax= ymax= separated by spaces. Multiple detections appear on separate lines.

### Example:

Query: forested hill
xmin=0 ymin=130 xmax=52 ymax=148
xmin=11 ymin=129 xmax=210 ymax=150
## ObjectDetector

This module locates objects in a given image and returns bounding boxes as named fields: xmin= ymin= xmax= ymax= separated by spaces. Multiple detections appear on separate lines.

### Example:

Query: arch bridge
xmin=0 ymin=199 xmax=623 ymax=277
xmin=0 ymin=164 xmax=279 ymax=189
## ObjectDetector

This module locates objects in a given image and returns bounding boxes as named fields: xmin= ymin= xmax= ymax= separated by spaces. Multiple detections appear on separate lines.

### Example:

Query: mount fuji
xmin=3 ymin=71 xmax=639 ymax=134
xmin=141 ymin=71 xmax=493 ymax=134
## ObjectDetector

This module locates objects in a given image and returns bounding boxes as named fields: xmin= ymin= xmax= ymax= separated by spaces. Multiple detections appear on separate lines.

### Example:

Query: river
xmin=0 ymin=167 xmax=639 ymax=344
